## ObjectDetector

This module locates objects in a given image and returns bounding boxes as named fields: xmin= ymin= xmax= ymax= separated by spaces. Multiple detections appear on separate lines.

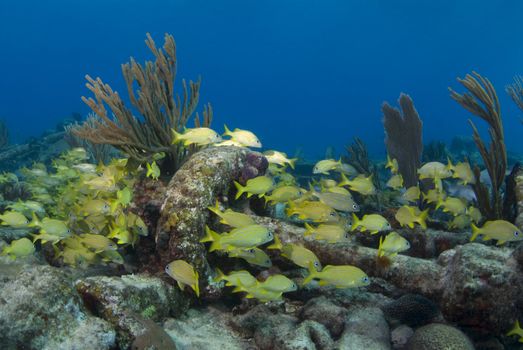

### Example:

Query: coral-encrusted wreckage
xmin=0 ymin=34 xmax=522 ymax=350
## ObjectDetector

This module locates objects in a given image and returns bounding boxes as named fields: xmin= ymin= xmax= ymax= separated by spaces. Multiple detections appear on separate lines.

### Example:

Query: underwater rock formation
xmin=255 ymin=215 xmax=523 ymax=337
xmin=450 ymin=71 xmax=507 ymax=220
xmin=0 ymin=264 xmax=116 ymax=349
xmin=406 ymin=323 xmax=475 ymax=350
xmin=76 ymin=274 xmax=187 ymax=348
xmin=155 ymin=146 xmax=267 ymax=299
xmin=382 ymin=93 xmax=423 ymax=188
xmin=514 ymin=168 xmax=523 ymax=230
xmin=74 ymin=33 xmax=212 ymax=174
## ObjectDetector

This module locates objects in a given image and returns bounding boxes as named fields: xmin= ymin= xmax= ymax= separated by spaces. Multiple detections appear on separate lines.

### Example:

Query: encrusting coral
xmin=382 ymin=93 xmax=423 ymax=188
xmin=72 ymin=33 xmax=212 ymax=174
xmin=449 ymin=71 xmax=507 ymax=220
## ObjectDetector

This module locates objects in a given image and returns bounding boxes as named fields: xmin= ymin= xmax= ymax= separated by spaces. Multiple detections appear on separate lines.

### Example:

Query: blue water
xmin=1 ymin=0 xmax=522 ymax=159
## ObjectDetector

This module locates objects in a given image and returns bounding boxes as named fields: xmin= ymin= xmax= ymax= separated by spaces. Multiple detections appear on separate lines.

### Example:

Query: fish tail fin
xmin=146 ymin=162 xmax=153 ymax=177
xmin=418 ymin=209 xmax=429 ymax=229
xmin=435 ymin=198 xmax=444 ymax=210
xmin=446 ymin=156 xmax=454 ymax=171
xmin=351 ymin=213 xmax=360 ymax=230
xmin=171 ymin=128 xmax=182 ymax=144
xmin=223 ymin=124 xmax=232 ymax=136
xmin=234 ymin=181 xmax=245 ymax=200
xmin=303 ymin=223 xmax=314 ymax=236
xmin=285 ymin=200 xmax=296 ymax=217
xmin=288 ymin=158 xmax=297 ymax=169
xmin=214 ymin=268 xmax=226 ymax=283
xmin=207 ymin=200 xmax=222 ymax=217
xmin=507 ymin=320 xmax=522 ymax=337
xmin=470 ymin=223 xmax=481 ymax=242
xmin=200 ymin=225 xmax=219 ymax=243
xmin=209 ymin=239 xmax=224 ymax=252
xmin=377 ymin=236 xmax=384 ymax=257
xmin=267 ymin=234 xmax=282 ymax=250
xmin=193 ymin=271 xmax=200 ymax=297
xmin=338 ymin=173 xmax=350 ymax=187
xmin=302 ymin=261 xmax=318 ymax=286
xmin=28 ymin=212 xmax=40 ymax=228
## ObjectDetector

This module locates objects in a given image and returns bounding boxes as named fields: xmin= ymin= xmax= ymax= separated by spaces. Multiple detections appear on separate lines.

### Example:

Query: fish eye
xmin=352 ymin=204 xmax=358 ymax=209
xmin=330 ymin=212 xmax=336 ymax=217
xmin=362 ymin=276 xmax=369 ymax=283
xmin=249 ymin=248 xmax=255 ymax=253
xmin=314 ymin=261 xmax=320 ymax=267
xmin=515 ymin=231 xmax=520 ymax=237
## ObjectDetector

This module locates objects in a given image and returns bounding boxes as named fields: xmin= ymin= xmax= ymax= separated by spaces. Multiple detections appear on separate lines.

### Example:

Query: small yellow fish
xmin=77 ymin=199 xmax=110 ymax=217
xmin=110 ymin=187 xmax=133 ymax=213
xmin=265 ymin=185 xmax=303 ymax=205
xmin=303 ymin=262 xmax=370 ymax=288
xmin=313 ymin=159 xmax=341 ymax=175
xmin=352 ymin=213 xmax=391 ymax=234
xmin=447 ymin=159 xmax=476 ymax=185
xmin=0 ymin=211 xmax=29 ymax=228
xmin=127 ymin=213 xmax=148 ymax=236
xmin=201 ymin=225 xmax=273 ymax=251
xmin=214 ymin=268 xmax=257 ymax=289
xmin=304 ymin=223 xmax=348 ymax=243
xmin=236 ymin=282 xmax=283 ymax=302
xmin=223 ymin=125 xmax=261 ymax=148
xmin=436 ymin=197 xmax=467 ymax=216
xmin=30 ymin=215 xmax=71 ymax=237
xmin=448 ymin=214 xmax=471 ymax=230
xmin=417 ymin=162 xmax=452 ymax=180
xmin=83 ymin=174 xmax=117 ymax=192
xmin=146 ymin=161 xmax=161 ymax=180
xmin=257 ymin=274 xmax=297 ymax=293
xmin=263 ymin=150 xmax=297 ymax=169
xmin=79 ymin=234 xmax=117 ymax=252
xmin=338 ymin=174 xmax=376 ymax=196
xmin=207 ymin=201 xmax=255 ymax=228
xmin=165 ymin=260 xmax=200 ymax=297
xmin=100 ymin=249 xmax=125 ymax=265
xmin=313 ymin=191 xmax=359 ymax=213
xmin=401 ymin=186 xmax=421 ymax=203
xmin=506 ymin=320 xmax=523 ymax=343
xmin=286 ymin=200 xmax=339 ymax=222
xmin=234 ymin=176 xmax=274 ymax=199
xmin=377 ymin=232 xmax=410 ymax=258
xmin=467 ymin=206 xmax=482 ymax=224
xmin=395 ymin=206 xmax=428 ymax=229
xmin=172 ymin=127 xmax=222 ymax=146
xmin=268 ymin=235 xmax=322 ymax=271
xmin=386 ymin=174 xmax=404 ymax=190
xmin=214 ymin=139 xmax=245 ymax=147
xmin=228 ymin=247 xmax=272 ymax=267
xmin=422 ymin=189 xmax=446 ymax=205
xmin=470 ymin=220 xmax=522 ymax=245
xmin=320 ymin=179 xmax=338 ymax=188
xmin=385 ymin=155 xmax=399 ymax=174
xmin=325 ymin=186 xmax=352 ymax=196
xmin=1 ymin=238 xmax=35 ymax=260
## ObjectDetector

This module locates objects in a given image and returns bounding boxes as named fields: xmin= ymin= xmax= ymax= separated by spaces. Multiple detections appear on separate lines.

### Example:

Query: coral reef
xmin=449 ymin=71 xmax=507 ymax=220
xmin=406 ymin=323 xmax=474 ymax=350
xmin=154 ymin=146 xmax=265 ymax=299
xmin=73 ymin=33 xmax=212 ymax=174
xmin=516 ymin=168 xmax=523 ymax=230
xmin=382 ymin=93 xmax=423 ymax=188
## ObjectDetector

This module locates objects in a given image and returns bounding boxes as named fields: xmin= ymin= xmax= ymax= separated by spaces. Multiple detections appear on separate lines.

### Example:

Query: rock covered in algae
xmin=75 ymin=274 xmax=188 ymax=349
xmin=0 ymin=264 xmax=116 ymax=349
xmin=383 ymin=294 xmax=441 ymax=327
xmin=299 ymin=296 xmax=347 ymax=338
xmin=337 ymin=307 xmax=391 ymax=350
xmin=155 ymin=146 xmax=267 ymax=299
xmin=405 ymin=323 xmax=474 ymax=350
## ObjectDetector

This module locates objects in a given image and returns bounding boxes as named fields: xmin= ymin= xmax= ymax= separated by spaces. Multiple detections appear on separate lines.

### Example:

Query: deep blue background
xmin=0 ymin=0 xmax=522 ymax=159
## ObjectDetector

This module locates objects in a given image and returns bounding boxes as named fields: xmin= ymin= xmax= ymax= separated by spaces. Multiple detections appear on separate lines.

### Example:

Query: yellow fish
xmin=286 ymin=200 xmax=339 ymax=222
xmin=352 ymin=213 xmax=391 ymax=234
xmin=378 ymin=232 xmax=410 ymax=258
xmin=165 ymin=260 xmax=200 ymax=297
xmin=207 ymin=201 xmax=255 ymax=228
xmin=236 ymin=282 xmax=283 ymax=302
xmin=1 ymin=238 xmax=35 ymax=260
xmin=436 ymin=197 xmax=467 ymax=216
xmin=385 ymin=155 xmax=399 ymax=174
xmin=234 ymin=176 xmax=274 ymax=199
xmin=467 ymin=206 xmax=482 ymax=224
xmin=417 ymin=162 xmax=452 ymax=180
xmin=268 ymin=235 xmax=322 ymax=270
xmin=265 ymin=185 xmax=303 ymax=205
xmin=313 ymin=191 xmax=359 ymax=213
xmin=263 ymin=150 xmax=297 ymax=169
xmin=338 ymin=174 xmax=376 ymax=195
xmin=214 ymin=139 xmax=244 ymax=147
xmin=448 ymin=214 xmax=471 ymax=230
xmin=422 ymin=189 xmax=446 ymax=205
xmin=128 ymin=213 xmax=148 ymax=236
xmin=313 ymin=159 xmax=341 ymax=175
xmin=395 ymin=206 xmax=428 ymax=229
xmin=470 ymin=220 xmax=522 ymax=245
xmin=79 ymin=234 xmax=117 ymax=252
xmin=386 ymin=174 xmax=404 ymax=190
xmin=110 ymin=186 xmax=133 ymax=213
xmin=201 ymin=225 xmax=273 ymax=251
xmin=506 ymin=320 xmax=523 ymax=343
xmin=447 ymin=159 xmax=476 ymax=185
xmin=214 ymin=268 xmax=257 ymax=289
xmin=228 ymin=247 xmax=272 ymax=267
xmin=223 ymin=125 xmax=262 ymax=148
xmin=257 ymin=274 xmax=297 ymax=293
xmin=304 ymin=223 xmax=348 ymax=243
xmin=77 ymin=199 xmax=110 ymax=217
xmin=401 ymin=186 xmax=420 ymax=203
xmin=0 ymin=211 xmax=29 ymax=228
xmin=146 ymin=161 xmax=161 ymax=180
xmin=30 ymin=215 xmax=71 ymax=237
xmin=172 ymin=127 xmax=222 ymax=146
xmin=303 ymin=263 xmax=370 ymax=288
